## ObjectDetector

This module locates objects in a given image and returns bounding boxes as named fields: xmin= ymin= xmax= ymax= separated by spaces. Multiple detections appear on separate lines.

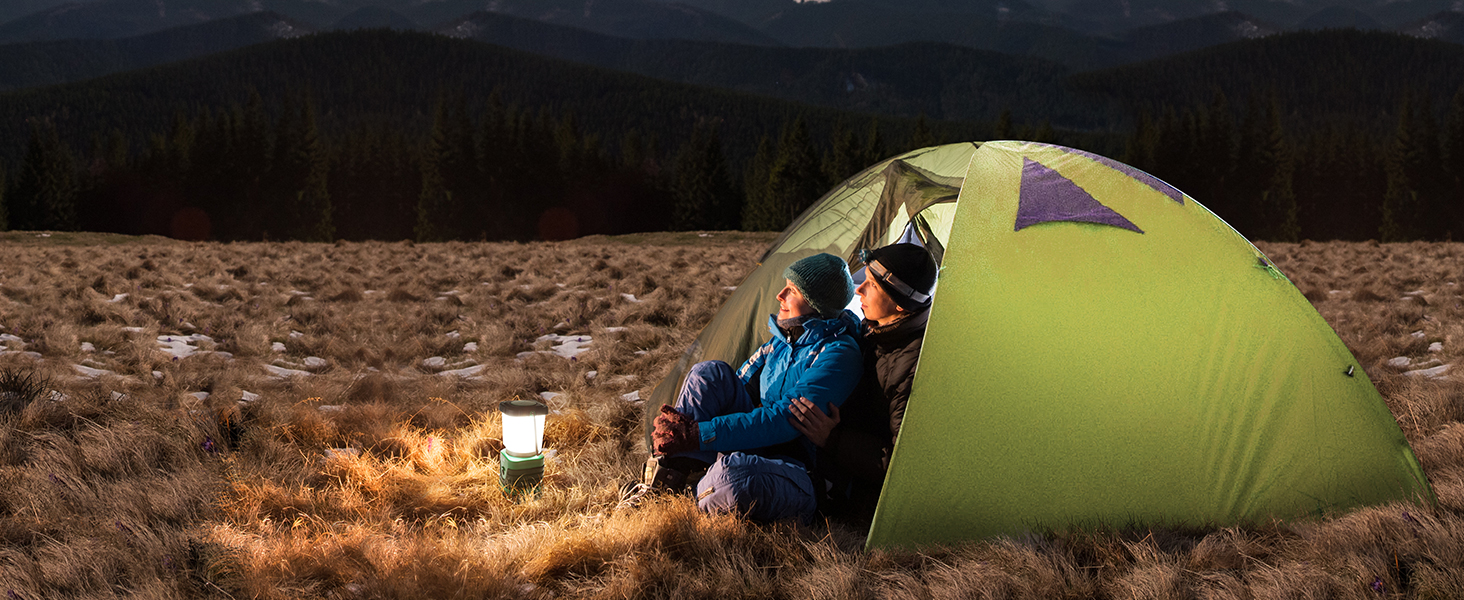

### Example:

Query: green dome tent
xmin=646 ymin=141 xmax=1433 ymax=549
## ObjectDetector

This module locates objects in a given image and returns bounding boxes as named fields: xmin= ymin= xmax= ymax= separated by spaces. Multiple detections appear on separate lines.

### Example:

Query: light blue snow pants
xmin=672 ymin=360 xmax=818 ymax=523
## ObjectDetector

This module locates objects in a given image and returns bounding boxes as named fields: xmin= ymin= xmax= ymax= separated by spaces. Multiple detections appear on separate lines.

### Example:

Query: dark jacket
xmin=819 ymin=307 xmax=928 ymax=514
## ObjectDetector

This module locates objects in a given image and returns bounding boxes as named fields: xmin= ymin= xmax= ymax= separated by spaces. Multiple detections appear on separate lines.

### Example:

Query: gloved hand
xmin=652 ymin=404 xmax=700 ymax=455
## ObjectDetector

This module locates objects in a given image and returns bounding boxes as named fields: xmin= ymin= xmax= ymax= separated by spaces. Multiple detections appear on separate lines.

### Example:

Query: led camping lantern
xmin=499 ymin=399 xmax=549 ymax=494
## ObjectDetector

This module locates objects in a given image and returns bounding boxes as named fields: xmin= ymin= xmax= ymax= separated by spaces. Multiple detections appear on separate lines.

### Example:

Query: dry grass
xmin=2 ymin=233 xmax=1463 ymax=599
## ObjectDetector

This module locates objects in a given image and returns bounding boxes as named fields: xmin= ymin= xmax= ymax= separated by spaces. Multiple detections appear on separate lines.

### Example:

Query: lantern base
xmin=500 ymin=449 xmax=544 ymax=495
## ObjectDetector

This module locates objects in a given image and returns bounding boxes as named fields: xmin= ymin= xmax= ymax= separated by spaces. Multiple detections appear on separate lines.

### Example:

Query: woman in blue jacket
xmin=631 ymin=253 xmax=862 ymax=522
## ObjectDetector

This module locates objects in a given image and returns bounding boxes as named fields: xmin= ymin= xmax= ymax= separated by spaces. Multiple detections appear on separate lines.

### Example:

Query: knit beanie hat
xmin=862 ymin=243 xmax=938 ymax=311
xmin=783 ymin=253 xmax=855 ymax=318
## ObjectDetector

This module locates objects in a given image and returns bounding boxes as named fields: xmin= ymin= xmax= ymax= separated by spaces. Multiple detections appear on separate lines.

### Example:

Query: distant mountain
xmin=1398 ymin=10 xmax=1464 ymax=44
xmin=1294 ymin=6 xmax=1383 ymax=30
xmin=401 ymin=0 xmax=782 ymax=45
xmin=1070 ymin=28 xmax=1464 ymax=131
xmin=0 ymin=29 xmax=990 ymax=168
xmin=1050 ymin=0 xmax=1457 ymax=32
xmin=0 ymin=11 xmax=310 ymax=91
xmin=0 ymin=0 xmax=74 ymax=26
xmin=333 ymin=6 xmax=418 ymax=31
xmin=439 ymin=11 xmax=1099 ymax=126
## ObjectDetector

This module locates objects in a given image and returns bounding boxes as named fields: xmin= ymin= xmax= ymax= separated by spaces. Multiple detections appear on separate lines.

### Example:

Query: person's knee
xmin=686 ymin=360 xmax=734 ymax=381
xmin=696 ymin=454 xmax=815 ymax=523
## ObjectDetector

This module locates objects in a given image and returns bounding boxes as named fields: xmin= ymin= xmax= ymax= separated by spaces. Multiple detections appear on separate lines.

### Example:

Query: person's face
xmin=856 ymin=268 xmax=903 ymax=325
xmin=776 ymin=279 xmax=816 ymax=320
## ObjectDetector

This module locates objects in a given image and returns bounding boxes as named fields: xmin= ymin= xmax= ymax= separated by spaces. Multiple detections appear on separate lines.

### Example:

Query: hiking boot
xmin=642 ymin=455 xmax=688 ymax=491
xmin=617 ymin=456 xmax=696 ymax=510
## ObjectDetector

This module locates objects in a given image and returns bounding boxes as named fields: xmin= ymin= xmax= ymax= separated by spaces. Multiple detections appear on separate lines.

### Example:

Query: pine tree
xmin=765 ymin=116 xmax=824 ymax=229
xmin=862 ymin=118 xmax=886 ymax=166
xmin=741 ymin=135 xmax=778 ymax=231
xmin=1442 ymin=87 xmax=1464 ymax=238
xmin=296 ymin=96 xmax=333 ymax=242
xmin=0 ymin=165 xmax=7 ymax=231
xmin=1258 ymin=99 xmax=1299 ymax=242
xmin=1382 ymin=96 xmax=1423 ymax=242
xmin=822 ymin=120 xmax=863 ymax=188
xmin=416 ymin=98 xmax=457 ymax=242
xmin=994 ymin=109 xmax=1013 ymax=140
xmin=908 ymin=114 xmax=936 ymax=150
xmin=671 ymin=122 xmax=737 ymax=231
xmin=9 ymin=121 xmax=78 ymax=232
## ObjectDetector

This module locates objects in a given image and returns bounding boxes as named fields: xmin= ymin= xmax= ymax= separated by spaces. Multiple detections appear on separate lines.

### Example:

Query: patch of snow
xmin=1404 ymin=364 xmax=1451 ymax=380
xmin=272 ymin=342 xmax=286 ymax=352
xmin=152 ymin=370 xmax=163 ymax=379
xmin=441 ymin=290 xmax=462 ymax=296
xmin=189 ymin=392 xmax=210 ymax=402
xmin=423 ymin=356 xmax=447 ymax=368
xmin=603 ymin=327 xmax=627 ymax=333
xmin=463 ymin=342 xmax=478 ymax=352
xmin=123 ymin=327 xmax=144 ymax=333
xmin=620 ymin=293 xmax=640 ymax=303
xmin=0 ymin=333 xmax=22 ymax=344
xmin=539 ymin=392 xmax=561 ymax=402
xmin=49 ymin=390 xmax=66 ymax=402
xmin=1389 ymin=357 xmax=1412 ymax=368
xmin=180 ymin=321 xmax=196 ymax=330
xmin=446 ymin=331 xmax=461 ymax=339
xmin=73 ymin=364 xmax=115 ymax=378
xmin=289 ymin=330 xmax=304 ymax=339
xmin=1430 ymin=342 xmax=1444 ymax=353
xmin=621 ymin=390 xmax=642 ymax=403
xmin=542 ymin=334 xmax=592 ymax=359
xmin=1412 ymin=331 xmax=1426 ymax=339
xmin=156 ymin=334 xmax=215 ymax=359
xmin=109 ymin=391 xmax=125 ymax=402
xmin=554 ymin=320 xmax=570 ymax=330
xmin=304 ymin=356 xmax=326 ymax=368
xmin=1328 ymin=290 xmax=1345 ymax=295
xmin=585 ymin=370 xmax=597 ymax=380
xmin=724 ymin=286 xmax=738 ymax=291
xmin=1405 ymin=290 xmax=1427 ymax=296
xmin=634 ymin=350 xmax=648 ymax=355
xmin=364 ymin=290 xmax=383 ymax=295
xmin=80 ymin=342 xmax=95 ymax=352
xmin=437 ymin=364 xmax=487 ymax=378
xmin=698 ymin=233 xmax=712 ymax=237
xmin=108 ymin=293 xmax=128 ymax=303
xmin=0 ymin=351 xmax=42 ymax=360
xmin=240 ymin=390 xmax=259 ymax=403
xmin=264 ymin=364 xmax=312 ymax=379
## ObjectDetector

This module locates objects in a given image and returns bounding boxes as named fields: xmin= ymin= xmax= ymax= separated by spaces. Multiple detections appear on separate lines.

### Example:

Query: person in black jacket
xmin=788 ymin=242 xmax=938 ymax=520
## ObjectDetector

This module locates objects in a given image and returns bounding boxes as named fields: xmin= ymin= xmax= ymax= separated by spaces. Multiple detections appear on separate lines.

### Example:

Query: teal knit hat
xmin=783 ymin=253 xmax=855 ymax=318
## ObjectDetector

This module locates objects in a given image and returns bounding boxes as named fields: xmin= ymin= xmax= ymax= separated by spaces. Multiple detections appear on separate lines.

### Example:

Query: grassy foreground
xmin=1 ymin=233 xmax=1462 ymax=599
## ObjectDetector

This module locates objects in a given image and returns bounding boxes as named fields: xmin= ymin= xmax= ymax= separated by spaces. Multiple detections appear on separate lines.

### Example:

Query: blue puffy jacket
xmin=696 ymin=310 xmax=862 ymax=452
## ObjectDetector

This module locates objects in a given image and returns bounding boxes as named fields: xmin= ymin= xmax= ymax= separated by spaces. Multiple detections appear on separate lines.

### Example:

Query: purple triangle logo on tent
xmin=1015 ymin=158 xmax=1144 ymax=234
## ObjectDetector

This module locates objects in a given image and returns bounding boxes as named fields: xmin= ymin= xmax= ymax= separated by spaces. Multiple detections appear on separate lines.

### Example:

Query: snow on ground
xmin=1431 ymin=342 xmax=1444 ymax=353
xmin=437 ymin=364 xmax=487 ymax=378
xmin=303 ymin=357 xmax=327 ymax=369
xmin=107 ymin=293 xmax=128 ymax=303
xmin=1405 ymin=364 xmax=1451 ymax=380
xmin=620 ymin=293 xmax=640 ymax=303
xmin=516 ymin=334 xmax=593 ymax=360
xmin=423 ymin=357 xmax=447 ymax=368
xmin=264 ymin=364 xmax=312 ymax=379
xmin=463 ymin=342 xmax=478 ymax=352
xmin=272 ymin=342 xmax=286 ymax=352
xmin=621 ymin=390 xmax=642 ymax=403
xmin=73 ymin=364 xmax=115 ymax=378
xmin=157 ymin=334 xmax=232 ymax=360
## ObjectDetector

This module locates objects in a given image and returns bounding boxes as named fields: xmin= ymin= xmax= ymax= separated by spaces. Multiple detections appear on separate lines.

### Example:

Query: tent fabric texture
xmin=645 ymin=140 xmax=1433 ymax=549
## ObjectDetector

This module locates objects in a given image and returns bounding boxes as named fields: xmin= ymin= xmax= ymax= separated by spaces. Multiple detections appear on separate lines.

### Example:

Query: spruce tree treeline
xmin=1123 ymin=89 xmax=1464 ymax=242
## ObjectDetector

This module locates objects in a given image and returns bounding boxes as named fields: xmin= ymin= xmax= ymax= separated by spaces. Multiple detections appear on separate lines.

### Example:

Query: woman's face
xmin=856 ymin=271 xmax=902 ymax=324
xmin=776 ymin=279 xmax=815 ymax=320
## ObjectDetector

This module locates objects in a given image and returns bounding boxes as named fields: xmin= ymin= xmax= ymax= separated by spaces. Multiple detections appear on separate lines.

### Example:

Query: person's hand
xmin=788 ymin=397 xmax=839 ymax=447
xmin=652 ymin=404 xmax=699 ymax=455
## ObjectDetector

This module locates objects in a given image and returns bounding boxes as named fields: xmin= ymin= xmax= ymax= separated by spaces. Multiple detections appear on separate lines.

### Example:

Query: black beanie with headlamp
xmin=862 ymin=243 xmax=938 ymax=312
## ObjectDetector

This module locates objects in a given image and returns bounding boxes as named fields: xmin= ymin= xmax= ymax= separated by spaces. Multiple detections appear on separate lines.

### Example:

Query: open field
xmin=1 ymin=232 xmax=1463 ymax=599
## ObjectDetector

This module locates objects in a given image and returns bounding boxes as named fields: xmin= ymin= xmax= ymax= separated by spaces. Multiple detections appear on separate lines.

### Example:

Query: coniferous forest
xmin=3 ymin=28 xmax=1464 ymax=242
